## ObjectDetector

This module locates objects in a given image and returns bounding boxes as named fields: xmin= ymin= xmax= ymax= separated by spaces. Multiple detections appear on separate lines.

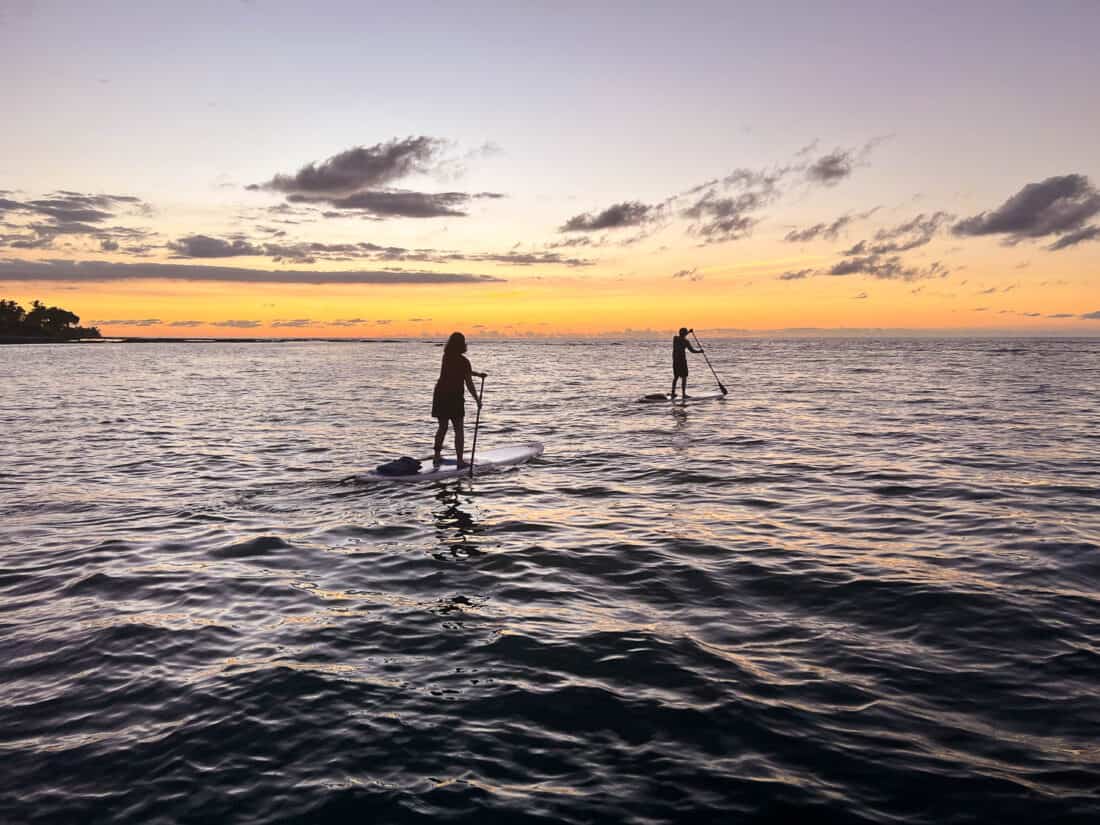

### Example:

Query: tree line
xmin=0 ymin=299 xmax=101 ymax=339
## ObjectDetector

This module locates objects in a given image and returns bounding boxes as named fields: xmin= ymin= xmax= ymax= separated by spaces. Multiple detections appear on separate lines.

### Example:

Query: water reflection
xmin=432 ymin=481 xmax=482 ymax=560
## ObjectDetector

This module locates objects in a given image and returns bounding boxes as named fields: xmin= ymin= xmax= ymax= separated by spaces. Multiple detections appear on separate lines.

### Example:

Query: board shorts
xmin=432 ymin=387 xmax=464 ymax=420
xmin=673 ymin=361 xmax=689 ymax=378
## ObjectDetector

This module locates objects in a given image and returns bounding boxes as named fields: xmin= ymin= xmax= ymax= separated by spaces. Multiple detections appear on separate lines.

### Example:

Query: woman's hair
xmin=679 ymin=327 xmax=689 ymax=337
xmin=444 ymin=331 xmax=467 ymax=354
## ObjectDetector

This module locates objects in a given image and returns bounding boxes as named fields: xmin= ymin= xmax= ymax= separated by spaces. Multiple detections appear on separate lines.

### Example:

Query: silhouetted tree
xmin=0 ymin=299 xmax=26 ymax=334
xmin=0 ymin=298 xmax=100 ymax=339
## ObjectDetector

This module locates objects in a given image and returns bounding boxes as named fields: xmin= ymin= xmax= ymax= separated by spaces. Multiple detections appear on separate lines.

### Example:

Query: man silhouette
xmin=671 ymin=327 xmax=703 ymax=399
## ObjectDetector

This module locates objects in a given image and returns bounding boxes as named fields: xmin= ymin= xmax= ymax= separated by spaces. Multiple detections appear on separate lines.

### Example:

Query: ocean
xmin=2 ymin=338 xmax=1099 ymax=824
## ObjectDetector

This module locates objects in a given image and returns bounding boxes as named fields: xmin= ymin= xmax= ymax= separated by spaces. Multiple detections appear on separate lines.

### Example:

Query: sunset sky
xmin=1 ymin=0 xmax=1098 ymax=337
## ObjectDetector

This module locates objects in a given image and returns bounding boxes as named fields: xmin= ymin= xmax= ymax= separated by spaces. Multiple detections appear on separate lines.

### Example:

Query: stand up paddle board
xmin=360 ymin=442 xmax=544 ymax=482
xmin=639 ymin=391 xmax=728 ymax=403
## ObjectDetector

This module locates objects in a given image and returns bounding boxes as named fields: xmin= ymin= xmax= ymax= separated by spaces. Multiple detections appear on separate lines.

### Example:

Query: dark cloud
xmin=559 ymin=201 xmax=656 ymax=233
xmin=0 ymin=191 xmax=154 ymax=251
xmin=0 ymin=258 xmax=506 ymax=285
xmin=802 ymin=138 xmax=887 ymax=187
xmin=828 ymin=255 xmax=947 ymax=281
xmin=249 ymin=138 xmax=501 ymax=220
xmin=785 ymin=215 xmax=855 ymax=243
xmin=1082 ymin=310 xmax=1100 ymax=320
xmin=168 ymin=234 xmax=263 ymax=258
xmin=250 ymin=137 xmax=445 ymax=196
xmin=778 ymin=269 xmax=814 ymax=280
xmin=843 ymin=212 xmax=951 ymax=256
xmin=853 ymin=292 xmax=868 ymax=300
xmin=330 ymin=318 xmax=371 ymax=327
xmin=682 ymin=191 xmax=768 ymax=243
xmin=89 ymin=318 xmax=162 ymax=326
xmin=953 ymin=174 xmax=1100 ymax=245
xmin=100 ymin=239 xmax=120 ymax=251
xmin=298 ymin=189 xmax=496 ymax=219
xmin=211 ymin=320 xmax=263 ymax=328
xmin=196 ymin=236 xmax=595 ymax=267
xmin=805 ymin=150 xmax=855 ymax=185
xmin=1046 ymin=224 xmax=1100 ymax=251
xmin=1047 ymin=313 xmax=1075 ymax=319
xmin=271 ymin=319 xmax=312 ymax=328
xmin=168 ymin=320 xmax=204 ymax=327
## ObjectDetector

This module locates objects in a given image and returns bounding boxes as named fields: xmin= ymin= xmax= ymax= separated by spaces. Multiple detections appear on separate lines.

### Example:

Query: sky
xmin=1 ymin=0 xmax=1098 ymax=337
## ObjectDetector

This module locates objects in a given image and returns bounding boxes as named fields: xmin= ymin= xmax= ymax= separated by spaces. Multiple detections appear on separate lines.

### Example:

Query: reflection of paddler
xmin=671 ymin=326 xmax=703 ymax=399
xmin=432 ymin=332 xmax=486 ymax=469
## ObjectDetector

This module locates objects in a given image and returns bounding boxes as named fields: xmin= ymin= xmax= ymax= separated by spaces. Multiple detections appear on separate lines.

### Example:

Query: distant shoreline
xmin=3 ymin=334 xmax=1099 ymax=346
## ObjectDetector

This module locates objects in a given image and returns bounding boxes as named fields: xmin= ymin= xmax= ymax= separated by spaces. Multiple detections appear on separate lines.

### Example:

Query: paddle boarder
xmin=672 ymin=327 xmax=704 ymax=398
xmin=433 ymin=332 xmax=486 ymax=468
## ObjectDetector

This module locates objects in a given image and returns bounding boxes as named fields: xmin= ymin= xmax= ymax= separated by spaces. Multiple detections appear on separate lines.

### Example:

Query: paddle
xmin=690 ymin=329 xmax=727 ymax=395
xmin=468 ymin=374 xmax=486 ymax=477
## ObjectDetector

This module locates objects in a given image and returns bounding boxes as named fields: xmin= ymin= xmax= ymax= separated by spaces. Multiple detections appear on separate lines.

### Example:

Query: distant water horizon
xmin=2 ymin=338 xmax=1098 ymax=824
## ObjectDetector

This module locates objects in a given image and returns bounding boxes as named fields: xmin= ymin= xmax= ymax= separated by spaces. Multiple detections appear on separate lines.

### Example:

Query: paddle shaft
xmin=691 ymin=330 xmax=727 ymax=394
xmin=469 ymin=374 xmax=486 ymax=477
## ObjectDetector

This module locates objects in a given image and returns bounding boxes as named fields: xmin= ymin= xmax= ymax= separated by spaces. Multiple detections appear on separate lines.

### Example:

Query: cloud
xmin=0 ymin=258 xmax=506 ymax=284
xmin=1082 ymin=310 xmax=1100 ymax=320
xmin=0 ymin=190 xmax=154 ymax=251
xmin=672 ymin=267 xmax=702 ymax=281
xmin=682 ymin=190 xmax=769 ymax=243
xmin=1047 ymin=313 xmax=1075 ymax=319
xmin=777 ymin=269 xmax=814 ymax=280
xmin=828 ymin=255 xmax=947 ymax=281
xmin=853 ymin=291 xmax=868 ymax=299
xmin=211 ymin=320 xmax=263 ymax=328
xmin=168 ymin=320 xmax=204 ymax=327
xmin=249 ymin=138 xmax=502 ymax=219
xmin=168 ymin=234 xmax=263 ymax=257
xmin=559 ymin=201 xmax=657 ymax=232
xmin=329 ymin=318 xmax=371 ymax=326
xmin=785 ymin=215 xmax=856 ymax=243
xmin=843 ymin=211 xmax=952 ymax=256
xmin=1046 ymin=224 xmax=1100 ymax=251
xmin=250 ymin=137 xmax=446 ymax=196
xmin=89 ymin=318 xmax=162 ymax=326
xmin=953 ymin=174 xmax=1100 ymax=245
xmin=806 ymin=150 xmax=855 ymax=185
xmin=180 ymin=235 xmax=594 ymax=267
xmin=297 ymin=189 xmax=501 ymax=219
xmin=271 ymin=318 xmax=312 ymax=328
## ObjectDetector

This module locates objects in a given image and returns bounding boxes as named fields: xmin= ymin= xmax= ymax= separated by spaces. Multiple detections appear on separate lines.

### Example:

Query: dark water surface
xmin=2 ymin=339 xmax=1099 ymax=824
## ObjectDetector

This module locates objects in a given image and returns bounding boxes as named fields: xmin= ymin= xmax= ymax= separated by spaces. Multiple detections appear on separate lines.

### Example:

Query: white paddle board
xmin=361 ymin=442 xmax=544 ymax=482
xmin=639 ymin=391 xmax=728 ymax=403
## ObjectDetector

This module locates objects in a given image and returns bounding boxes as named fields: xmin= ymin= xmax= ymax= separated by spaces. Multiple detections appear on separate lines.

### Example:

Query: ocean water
xmin=2 ymin=338 xmax=1099 ymax=824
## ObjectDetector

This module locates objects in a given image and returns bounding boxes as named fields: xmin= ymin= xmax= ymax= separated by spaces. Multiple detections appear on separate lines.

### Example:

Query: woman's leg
xmin=453 ymin=416 xmax=466 ymax=467
xmin=434 ymin=418 xmax=448 ymax=461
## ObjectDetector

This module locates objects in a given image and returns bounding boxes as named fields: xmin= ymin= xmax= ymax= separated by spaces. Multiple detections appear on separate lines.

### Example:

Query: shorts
xmin=432 ymin=388 xmax=464 ymax=420
xmin=673 ymin=362 xmax=689 ymax=378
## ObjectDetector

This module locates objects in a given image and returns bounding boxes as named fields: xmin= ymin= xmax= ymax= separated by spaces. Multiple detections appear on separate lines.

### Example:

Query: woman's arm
xmin=465 ymin=373 xmax=481 ymax=406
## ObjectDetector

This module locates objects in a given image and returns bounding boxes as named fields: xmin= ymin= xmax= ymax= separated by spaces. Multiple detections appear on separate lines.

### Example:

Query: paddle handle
xmin=691 ymin=330 xmax=727 ymax=395
xmin=468 ymin=374 xmax=486 ymax=477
